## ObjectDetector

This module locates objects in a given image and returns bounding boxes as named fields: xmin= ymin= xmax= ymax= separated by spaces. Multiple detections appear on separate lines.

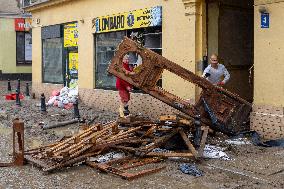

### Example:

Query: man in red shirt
xmin=116 ymin=54 xmax=134 ymax=117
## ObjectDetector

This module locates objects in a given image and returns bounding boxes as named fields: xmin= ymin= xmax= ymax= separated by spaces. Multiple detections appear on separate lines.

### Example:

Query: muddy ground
xmin=0 ymin=81 xmax=283 ymax=189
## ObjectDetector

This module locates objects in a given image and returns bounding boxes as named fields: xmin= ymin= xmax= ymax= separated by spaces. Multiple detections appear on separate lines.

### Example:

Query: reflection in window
xmin=95 ymin=31 xmax=125 ymax=89
xmin=16 ymin=32 xmax=32 ymax=64
xmin=42 ymin=38 xmax=63 ymax=83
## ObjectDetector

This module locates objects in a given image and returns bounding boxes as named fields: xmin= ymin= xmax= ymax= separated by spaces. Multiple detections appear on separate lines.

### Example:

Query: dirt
xmin=0 ymin=80 xmax=283 ymax=189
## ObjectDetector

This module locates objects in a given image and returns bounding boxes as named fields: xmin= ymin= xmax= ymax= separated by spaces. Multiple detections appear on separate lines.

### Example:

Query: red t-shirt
xmin=116 ymin=62 xmax=132 ymax=90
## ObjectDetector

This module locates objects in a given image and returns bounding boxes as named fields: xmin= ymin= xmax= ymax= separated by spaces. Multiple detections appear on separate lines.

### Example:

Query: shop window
xmin=16 ymin=32 xmax=32 ymax=64
xmin=94 ymin=27 xmax=162 ymax=90
xmin=42 ymin=38 xmax=64 ymax=83
xmin=95 ymin=31 xmax=125 ymax=89
xmin=42 ymin=25 xmax=64 ymax=84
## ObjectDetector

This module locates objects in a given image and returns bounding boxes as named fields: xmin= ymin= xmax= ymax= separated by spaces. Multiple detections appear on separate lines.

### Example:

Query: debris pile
xmin=47 ymin=87 xmax=78 ymax=109
xmin=24 ymin=115 xmax=209 ymax=179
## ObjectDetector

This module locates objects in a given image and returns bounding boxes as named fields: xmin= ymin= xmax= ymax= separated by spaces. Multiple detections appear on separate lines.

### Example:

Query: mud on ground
xmin=0 ymin=81 xmax=283 ymax=189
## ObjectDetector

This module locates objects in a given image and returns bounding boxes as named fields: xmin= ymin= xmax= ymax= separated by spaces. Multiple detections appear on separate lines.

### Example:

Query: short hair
xmin=210 ymin=53 xmax=218 ymax=59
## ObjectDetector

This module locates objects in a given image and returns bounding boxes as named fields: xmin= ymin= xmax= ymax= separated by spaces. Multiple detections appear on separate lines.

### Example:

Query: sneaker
xmin=123 ymin=105 xmax=130 ymax=116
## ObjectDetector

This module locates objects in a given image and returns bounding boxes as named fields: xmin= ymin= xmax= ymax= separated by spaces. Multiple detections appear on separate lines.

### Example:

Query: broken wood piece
xmin=0 ymin=119 xmax=25 ymax=167
xmin=139 ymin=129 xmax=179 ymax=154
xmin=178 ymin=128 xmax=198 ymax=157
xmin=146 ymin=152 xmax=194 ymax=158
xmin=50 ymin=123 xmax=116 ymax=156
xmin=43 ymin=151 xmax=102 ymax=172
xmin=90 ymin=157 xmax=165 ymax=180
xmin=42 ymin=119 xmax=79 ymax=130
xmin=142 ymin=125 xmax=157 ymax=138
xmin=198 ymin=126 xmax=209 ymax=157
xmin=48 ymin=123 xmax=102 ymax=152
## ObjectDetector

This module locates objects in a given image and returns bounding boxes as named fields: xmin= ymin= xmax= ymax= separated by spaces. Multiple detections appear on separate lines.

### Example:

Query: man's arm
xmin=222 ymin=66 xmax=230 ymax=84
xmin=202 ymin=66 xmax=211 ymax=78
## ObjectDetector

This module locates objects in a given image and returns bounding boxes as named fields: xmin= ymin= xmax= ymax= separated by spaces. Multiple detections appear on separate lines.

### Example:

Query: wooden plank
xmin=198 ymin=127 xmax=209 ymax=157
xmin=146 ymin=152 xmax=194 ymax=158
xmin=178 ymin=129 xmax=197 ymax=157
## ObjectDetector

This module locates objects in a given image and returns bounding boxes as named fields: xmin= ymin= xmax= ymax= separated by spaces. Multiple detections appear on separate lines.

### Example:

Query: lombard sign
xmin=93 ymin=6 xmax=162 ymax=33
xmin=15 ymin=18 xmax=32 ymax=31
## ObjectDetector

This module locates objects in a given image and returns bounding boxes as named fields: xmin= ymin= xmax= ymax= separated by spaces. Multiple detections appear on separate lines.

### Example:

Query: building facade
xmin=25 ymin=0 xmax=204 ymax=118
xmin=0 ymin=0 xmax=32 ymax=80
xmin=24 ymin=0 xmax=283 ymax=139
xmin=251 ymin=0 xmax=284 ymax=139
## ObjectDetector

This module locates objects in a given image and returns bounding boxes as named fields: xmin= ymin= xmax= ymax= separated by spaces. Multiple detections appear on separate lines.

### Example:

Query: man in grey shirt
xmin=202 ymin=54 xmax=230 ymax=86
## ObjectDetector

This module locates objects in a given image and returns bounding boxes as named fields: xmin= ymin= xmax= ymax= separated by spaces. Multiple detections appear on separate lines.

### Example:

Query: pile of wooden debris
xmin=24 ymin=115 xmax=209 ymax=180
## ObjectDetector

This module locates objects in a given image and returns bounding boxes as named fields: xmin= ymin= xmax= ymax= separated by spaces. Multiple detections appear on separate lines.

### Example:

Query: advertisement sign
xmin=15 ymin=18 xmax=32 ymax=31
xmin=68 ymin=52 xmax=79 ymax=88
xmin=64 ymin=23 xmax=78 ymax=47
xmin=93 ymin=6 xmax=162 ymax=33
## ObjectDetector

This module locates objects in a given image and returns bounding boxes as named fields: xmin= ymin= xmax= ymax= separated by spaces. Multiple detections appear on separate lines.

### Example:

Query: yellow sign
xmin=69 ymin=52 xmax=78 ymax=89
xmin=69 ymin=52 xmax=78 ymax=71
xmin=93 ymin=6 xmax=162 ymax=33
xmin=64 ymin=23 xmax=78 ymax=47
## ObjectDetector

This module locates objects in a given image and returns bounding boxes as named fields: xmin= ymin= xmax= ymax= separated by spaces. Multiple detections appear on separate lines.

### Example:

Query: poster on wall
xmin=25 ymin=33 xmax=32 ymax=61
xmin=68 ymin=52 xmax=79 ymax=88
xmin=93 ymin=6 xmax=162 ymax=33
xmin=64 ymin=23 xmax=78 ymax=47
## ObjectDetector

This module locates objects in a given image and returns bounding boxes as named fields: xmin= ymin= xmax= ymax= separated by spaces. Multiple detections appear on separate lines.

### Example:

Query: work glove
xmin=204 ymin=73 xmax=211 ymax=78
xmin=217 ymin=81 xmax=225 ymax=86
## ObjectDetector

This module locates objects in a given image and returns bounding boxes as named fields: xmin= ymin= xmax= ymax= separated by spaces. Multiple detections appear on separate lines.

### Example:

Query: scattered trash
xmin=89 ymin=151 xmax=126 ymax=163
xmin=179 ymin=163 xmax=203 ymax=177
xmin=152 ymin=148 xmax=171 ymax=153
xmin=5 ymin=93 xmax=24 ymax=100
xmin=225 ymin=138 xmax=251 ymax=145
xmin=203 ymin=145 xmax=232 ymax=160
xmin=232 ymin=131 xmax=284 ymax=147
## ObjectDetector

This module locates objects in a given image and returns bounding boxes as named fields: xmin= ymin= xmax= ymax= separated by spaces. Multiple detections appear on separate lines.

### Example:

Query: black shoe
xmin=123 ymin=106 xmax=130 ymax=116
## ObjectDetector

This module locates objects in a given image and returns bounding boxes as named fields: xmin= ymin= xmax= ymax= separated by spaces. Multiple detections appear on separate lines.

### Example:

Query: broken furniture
xmin=108 ymin=37 xmax=252 ymax=135
xmin=24 ymin=114 xmax=208 ymax=179
xmin=86 ymin=157 xmax=165 ymax=180
xmin=0 ymin=119 xmax=25 ymax=167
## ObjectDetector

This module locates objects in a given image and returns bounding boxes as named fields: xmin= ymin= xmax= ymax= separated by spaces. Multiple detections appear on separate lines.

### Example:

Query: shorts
xmin=118 ymin=89 xmax=130 ymax=103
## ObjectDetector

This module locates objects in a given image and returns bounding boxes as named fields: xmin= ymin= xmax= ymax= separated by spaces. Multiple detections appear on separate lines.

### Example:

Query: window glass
xmin=42 ymin=38 xmax=63 ymax=83
xmin=95 ymin=31 xmax=125 ymax=89
xmin=16 ymin=32 xmax=25 ymax=63
xmin=16 ymin=32 xmax=32 ymax=64
xmin=25 ymin=33 xmax=32 ymax=61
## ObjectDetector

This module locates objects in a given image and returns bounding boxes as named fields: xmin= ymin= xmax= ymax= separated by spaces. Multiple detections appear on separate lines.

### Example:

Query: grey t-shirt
xmin=202 ymin=64 xmax=230 ymax=85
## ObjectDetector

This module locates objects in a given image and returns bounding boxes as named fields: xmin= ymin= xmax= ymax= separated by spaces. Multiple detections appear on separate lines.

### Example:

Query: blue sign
xmin=261 ymin=13 xmax=269 ymax=28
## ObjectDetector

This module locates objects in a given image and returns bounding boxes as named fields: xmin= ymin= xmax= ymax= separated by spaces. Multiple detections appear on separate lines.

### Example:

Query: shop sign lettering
xmin=15 ymin=18 xmax=32 ymax=31
xmin=93 ymin=6 xmax=162 ymax=33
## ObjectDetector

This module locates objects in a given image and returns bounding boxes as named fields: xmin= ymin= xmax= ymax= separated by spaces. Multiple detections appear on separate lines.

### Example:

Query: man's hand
xmin=128 ymin=71 xmax=136 ymax=76
xmin=204 ymin=73 xmax=211 ymax=78
xmin=217 ymin=81 xmax=225 ymax=86
xmin=125 ymin=70 xmax=135 ymax=76
xmin=126 ymin=86 xmax=132 ymax=92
